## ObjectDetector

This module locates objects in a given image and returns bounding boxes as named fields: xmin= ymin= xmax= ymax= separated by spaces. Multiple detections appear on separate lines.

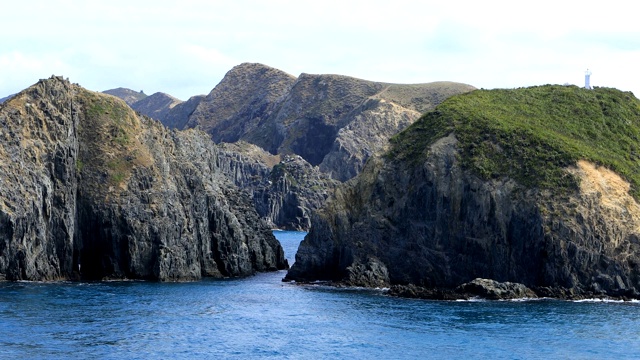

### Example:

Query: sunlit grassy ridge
xmin=77 ymin=90 xmax=154 ymax=190
xmin=389 ymin=85 xmax=640 ymax=198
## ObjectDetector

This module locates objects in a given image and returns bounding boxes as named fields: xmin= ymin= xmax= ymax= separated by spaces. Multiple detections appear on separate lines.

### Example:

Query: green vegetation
xmin=77 ymin=89 xmax=153 ymax=190
xmin=389 ymin=85 xmax=640 ymax=198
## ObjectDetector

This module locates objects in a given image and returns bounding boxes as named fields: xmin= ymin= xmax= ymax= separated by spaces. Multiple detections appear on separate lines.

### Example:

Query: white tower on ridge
xmin=585 ymin=69 xmax=592 ymax=89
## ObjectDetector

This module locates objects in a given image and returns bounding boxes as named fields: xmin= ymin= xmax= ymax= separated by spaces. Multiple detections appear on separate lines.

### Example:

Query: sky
xmin=1 ymin=0 xmax=639 ymax=101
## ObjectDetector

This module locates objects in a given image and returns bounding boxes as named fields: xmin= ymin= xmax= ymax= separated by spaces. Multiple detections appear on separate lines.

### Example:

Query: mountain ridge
xmin=101 ymin=63 xmax=475 ymax=230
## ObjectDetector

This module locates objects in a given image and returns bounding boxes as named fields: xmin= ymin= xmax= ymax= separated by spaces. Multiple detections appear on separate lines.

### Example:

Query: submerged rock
xmin=0 ymin=76 xmax=288 ymax=282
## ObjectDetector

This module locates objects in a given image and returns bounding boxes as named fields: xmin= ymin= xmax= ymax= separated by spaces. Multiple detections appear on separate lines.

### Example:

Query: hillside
xmin=130 ymin=91 xmax=182 ymax=121
xmin=286 ymin=85 xmax=640 ymax=299
xmin=102 ymin=87 xmax=148 ymax=105
xmin=104 ymin=63 xmax=474 ymax=230
xmin=179 ymin=63 xmax=475 ymax=181
xmin=0 ymin=76 xmax=287 ymax=281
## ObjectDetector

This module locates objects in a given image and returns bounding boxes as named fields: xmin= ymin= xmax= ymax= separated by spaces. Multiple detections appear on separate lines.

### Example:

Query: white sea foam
xmin=573 ymin=298 xmax=625 ymax=303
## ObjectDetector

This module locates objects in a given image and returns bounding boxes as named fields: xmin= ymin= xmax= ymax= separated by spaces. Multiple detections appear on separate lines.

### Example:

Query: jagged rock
xmin=0 ymin=76 xmax=287 ymax=282
xmin=456 ymin=278 xmax=537 ymax=300
xmin=285 ymin=85 xmax=640 ymax=299
xmin=217 ymin=142 xmax=339 ymax=230
xmin=387 ymin=279 xmax=537 ymax=300
xmin=318 ymin=98 xmax=418 ymax=181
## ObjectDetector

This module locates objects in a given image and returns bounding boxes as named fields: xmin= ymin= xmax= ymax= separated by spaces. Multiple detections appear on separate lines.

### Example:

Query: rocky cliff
xmin=216 ymin=142 xmax=339 ymax=230
xmin=161 ymin=95 xmax=205 ymax=130
xmin=0 ymin=76 xmax=287 ymax=282
xmin=286 ymin=85 xmax=640 ymax=299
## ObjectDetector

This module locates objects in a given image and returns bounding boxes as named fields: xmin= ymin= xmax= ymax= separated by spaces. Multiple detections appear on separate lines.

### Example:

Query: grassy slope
xmin=77 ymin=90 xmax=154 ymax=192
xmin=389 ymin=85 xmax=640 ymax=198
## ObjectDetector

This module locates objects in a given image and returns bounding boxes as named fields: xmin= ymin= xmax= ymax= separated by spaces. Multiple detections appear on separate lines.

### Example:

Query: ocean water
xmin=1 ymin=231 xmax=639 ymax=359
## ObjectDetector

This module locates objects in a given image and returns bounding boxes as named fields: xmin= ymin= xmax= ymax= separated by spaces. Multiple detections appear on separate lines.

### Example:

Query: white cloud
xmin=0 ymin=0 xmax=638 ymax=99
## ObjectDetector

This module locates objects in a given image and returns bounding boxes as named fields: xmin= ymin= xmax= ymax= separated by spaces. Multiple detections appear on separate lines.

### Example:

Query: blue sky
xmin=1 ymin=0 xmax=638 ymax=100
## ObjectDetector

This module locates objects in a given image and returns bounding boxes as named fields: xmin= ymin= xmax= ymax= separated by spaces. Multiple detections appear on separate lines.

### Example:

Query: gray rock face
xmin=0 ymin=76 xmax=287 ymax=281
xmin=217 ymin=142 xmax=339 ymax=230
xmin=318 ymin=98 xmax=418 ymax=181
xmin=285 ymin=134 xmax=640 ymax=299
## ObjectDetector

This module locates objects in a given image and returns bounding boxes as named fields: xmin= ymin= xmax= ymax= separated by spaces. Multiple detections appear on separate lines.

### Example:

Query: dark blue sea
xmin=1 ymin=231 xmax=639 ymax=359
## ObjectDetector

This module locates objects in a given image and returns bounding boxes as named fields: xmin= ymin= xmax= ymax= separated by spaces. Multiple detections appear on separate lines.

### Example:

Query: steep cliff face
xmin=286 ymin=85 xmax=640 ymax=299
xmin=216 ymin=142 xmax=339 ymax=230
xmin=0 ymin=76 xmax=287 ymax=282
xmin=318 ymin=98 xmax=419 ymax=181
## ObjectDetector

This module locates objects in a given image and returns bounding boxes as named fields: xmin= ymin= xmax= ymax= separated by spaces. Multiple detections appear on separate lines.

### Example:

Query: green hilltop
xmin=390 ymin=85 xmax=640 ymax=198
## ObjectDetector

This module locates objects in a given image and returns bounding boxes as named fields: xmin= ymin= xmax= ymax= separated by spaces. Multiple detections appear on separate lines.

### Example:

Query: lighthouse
xmin=585 ymin=69 xmax=592 ymax=90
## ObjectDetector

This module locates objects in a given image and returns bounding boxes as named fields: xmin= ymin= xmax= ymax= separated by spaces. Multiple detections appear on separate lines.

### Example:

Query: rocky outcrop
xmin=0 ymin=76 xmax=287 ymax=282
xmin=285 ymin=86 xmax=640 ymax=300
xmin=130 ymin=92 xmax=182 ymax=122
xmin=102 ymin=87 xmax=147 ymax=105
xmin=318 ymin=98 xmax=418 ymax=181
xmin=456 ymin=278 xmax=537 ymax=300
xmin=388 ymin=278 xmax=537 ymax=300
xmin=216 ymin=142 xmax=339 ymax=230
